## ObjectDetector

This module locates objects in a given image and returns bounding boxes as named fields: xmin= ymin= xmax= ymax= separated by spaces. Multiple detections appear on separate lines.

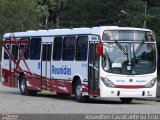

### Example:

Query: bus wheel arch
xmin=19 ymin=72 xmax=25 ymax=82
xmin=72 ymin=76 xmax=89 ymax=102
xmin=19 ymin=73 xmax=37 ymax=96
xmin=72 ymin=76 xmax=81 ymax=94
xmin=19 ymin=73 xmax=28 ymax=95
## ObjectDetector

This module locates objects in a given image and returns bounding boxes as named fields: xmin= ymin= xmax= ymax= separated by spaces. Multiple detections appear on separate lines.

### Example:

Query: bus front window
xmin=102 ymin=42 xmax=156 ymax=75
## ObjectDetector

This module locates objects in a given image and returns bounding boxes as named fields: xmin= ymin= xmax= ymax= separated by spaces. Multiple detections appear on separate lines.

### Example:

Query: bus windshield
xmin=102 ymin=30 xmax=155 ymax=41
xmin=102 ymin=42 xmax=156 ymax=75
xmin=102 ymin=43 xmax=156 ymax=75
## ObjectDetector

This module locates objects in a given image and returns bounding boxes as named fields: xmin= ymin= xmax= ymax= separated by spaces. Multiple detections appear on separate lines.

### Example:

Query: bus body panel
xmin=100 ymin=84 xmax=157 ymax=97
xmin=1 ymin=26 xmax=157 ymax=101
xmin=99 ymin=70 xmax=157 ymax=97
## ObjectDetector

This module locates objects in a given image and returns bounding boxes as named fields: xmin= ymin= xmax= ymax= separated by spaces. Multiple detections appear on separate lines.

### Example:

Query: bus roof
xmin=3 ymin=26 xmax=152 ymax=38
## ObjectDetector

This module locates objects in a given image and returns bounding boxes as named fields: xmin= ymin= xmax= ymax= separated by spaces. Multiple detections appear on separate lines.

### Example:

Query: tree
xmin=0 ymin=0 xmax=38 ymax=37
xmin=35 ymin=0 xmax=67 ymax=29
xmin=60 ymin=0 xmax=123 ymax=27
xmin=119 ymin=0 xmax=144 ymax=27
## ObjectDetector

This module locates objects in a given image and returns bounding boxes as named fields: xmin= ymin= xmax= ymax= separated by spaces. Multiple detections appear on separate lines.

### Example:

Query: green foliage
xmin=60 ymin=0 xmax=123 ymax=27
xmin=119 ymin=0 xmax=144 ymax=27
xmin=0 ymin=0 xmax=38 ymax=37
xmin=0 ymin=0 xmax=160 ymax=72
xmin=0 ymin=0 xmax=160 ymax=41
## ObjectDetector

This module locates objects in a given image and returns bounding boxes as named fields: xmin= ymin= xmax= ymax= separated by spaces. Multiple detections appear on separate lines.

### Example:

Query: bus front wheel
xmin=120 ymin=98 xmax=133 ymax=103
xmin=74 ymin=80 xmax=89 ymax=103
xmin=19 ymin=75 xmax=37 ymax=95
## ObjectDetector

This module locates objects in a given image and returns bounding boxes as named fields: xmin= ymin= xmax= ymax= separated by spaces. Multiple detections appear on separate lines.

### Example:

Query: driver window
xmin=145 ymin=32 xmax=154 ymax=41
xmin=102 ymin=31 xmax=114 ymax=40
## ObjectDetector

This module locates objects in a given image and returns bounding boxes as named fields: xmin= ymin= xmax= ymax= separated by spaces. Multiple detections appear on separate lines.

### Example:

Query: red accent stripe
xmin=116 ymin=85 xmax=145 ymax=89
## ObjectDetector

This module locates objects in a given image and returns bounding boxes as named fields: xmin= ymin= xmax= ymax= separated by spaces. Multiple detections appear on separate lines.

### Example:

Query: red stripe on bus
xmin=116 ymin=85 xmax=145 ymax=89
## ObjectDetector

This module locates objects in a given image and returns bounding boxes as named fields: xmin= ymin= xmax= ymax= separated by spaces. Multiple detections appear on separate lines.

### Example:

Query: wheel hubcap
xmin=76 ymin=84 xmax=82 ymax=99
xmin=21 ymin=79 xmax=26 ymax=92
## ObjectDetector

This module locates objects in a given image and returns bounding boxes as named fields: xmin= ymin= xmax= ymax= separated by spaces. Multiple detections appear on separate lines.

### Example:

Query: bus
xmin=1 ymin=26 xmax=157 ymax=103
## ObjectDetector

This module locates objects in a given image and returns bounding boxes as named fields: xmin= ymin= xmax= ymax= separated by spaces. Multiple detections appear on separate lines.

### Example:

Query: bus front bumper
xmin=99 ymin=84 xmax=157 ymax=98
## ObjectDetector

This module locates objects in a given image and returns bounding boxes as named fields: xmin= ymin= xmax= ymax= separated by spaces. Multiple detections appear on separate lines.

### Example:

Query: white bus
xmin=1 ymin=26 xmax=157 ymax=103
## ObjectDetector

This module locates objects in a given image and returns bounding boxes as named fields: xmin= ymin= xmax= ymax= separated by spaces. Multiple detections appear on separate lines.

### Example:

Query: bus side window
xmin=53 ymin=37 xmax=62 ymax=60
xmin=12 ymin=45 xmax=18 ymax=60
xmin=76 ymin=36 xmax=88 ymax=61
xmin=20 ymin=38 xmax=30 ymax=59
xmin=62 ymin=36 xmax=75 ymax=61
xmin=30 ymin=38 xmax=41 ymax=60
xmin=4 ymin=45 xmax=10 ymax=60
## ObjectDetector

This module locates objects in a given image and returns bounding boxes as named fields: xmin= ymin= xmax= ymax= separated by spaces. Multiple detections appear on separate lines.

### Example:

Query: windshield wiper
xmin=115 ymin=40 xmax=132 ymax=73
xmin=115 ymin=40 xmax=128 ymax=55
xmin=134 ymin=40 xmax=145 ymax=55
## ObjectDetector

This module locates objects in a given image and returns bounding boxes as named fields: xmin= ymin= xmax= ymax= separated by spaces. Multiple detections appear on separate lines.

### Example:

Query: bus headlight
xmin=101 ymin=77 xmax=116 ymax=88
xmin=145 ymin=78 xmax=157 ymax=88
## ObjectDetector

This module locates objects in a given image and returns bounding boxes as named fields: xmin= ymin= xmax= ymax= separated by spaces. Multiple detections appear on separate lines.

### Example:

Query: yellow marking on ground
xmin=41 ymin=90 xmax=54 ymax=94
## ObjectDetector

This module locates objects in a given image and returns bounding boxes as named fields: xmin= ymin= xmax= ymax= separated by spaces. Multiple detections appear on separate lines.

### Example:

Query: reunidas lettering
xmin=52 ymin=65 xmax=71 ymax=75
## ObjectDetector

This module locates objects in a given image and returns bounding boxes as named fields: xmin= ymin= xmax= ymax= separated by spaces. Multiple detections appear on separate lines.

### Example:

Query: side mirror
xmin=97 ymin=41 xmax=103 ymax=56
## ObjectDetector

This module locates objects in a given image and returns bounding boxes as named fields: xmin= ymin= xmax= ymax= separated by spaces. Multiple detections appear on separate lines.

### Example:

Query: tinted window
xmin=53 ymin=37 xmax=62 ymax=60
xmin=42 ymin=44 xmax=52 ymax=61
xmin=76 ymin=36 xmax=88 ymax=61
xmin=30 ymin=38 xmax=41 ymax=60
xmin=20 ymin=38 xmax=30 ymax=59
xmin=62 ymin=36 xmax=75 ymax=60
xmin=4 ymin=45 xmax=10 ymax=59
xmin=12 ymin=45 xmax=18 ymax=60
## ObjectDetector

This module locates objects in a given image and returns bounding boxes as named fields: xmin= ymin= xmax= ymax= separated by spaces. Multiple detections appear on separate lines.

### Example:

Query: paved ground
xmin=0 ymin=82 xmax=160 ymax=114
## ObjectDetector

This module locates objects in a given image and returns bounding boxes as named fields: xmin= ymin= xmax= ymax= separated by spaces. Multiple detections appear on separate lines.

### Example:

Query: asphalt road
xmin=0 ymin=82 xmax=160 ymax=114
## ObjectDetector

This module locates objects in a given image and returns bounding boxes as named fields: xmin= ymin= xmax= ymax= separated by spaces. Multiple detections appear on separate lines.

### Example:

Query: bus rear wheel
xmin=120 ymin=98 xmax=133 ymax=103
xmin=74 ymin=80 xmax=89 ymax=103
xmin=19 ymin=75 xmax=37 ymax=96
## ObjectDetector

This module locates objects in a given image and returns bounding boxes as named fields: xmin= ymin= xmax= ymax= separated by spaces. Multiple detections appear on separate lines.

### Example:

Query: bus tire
xmin=19 ymin=75 xmax=37 ymax=96
xmin=120 ymin=98 xmax=133 ymax=103
xmin=74 ymin=80 xmax=89 ymax=103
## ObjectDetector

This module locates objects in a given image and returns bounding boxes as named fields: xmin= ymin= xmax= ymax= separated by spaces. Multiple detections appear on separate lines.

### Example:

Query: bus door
xmin=41 ymin=42 xmax=52 ymax=90
xmin=88 ymin=42 xmax=100 ymax=95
